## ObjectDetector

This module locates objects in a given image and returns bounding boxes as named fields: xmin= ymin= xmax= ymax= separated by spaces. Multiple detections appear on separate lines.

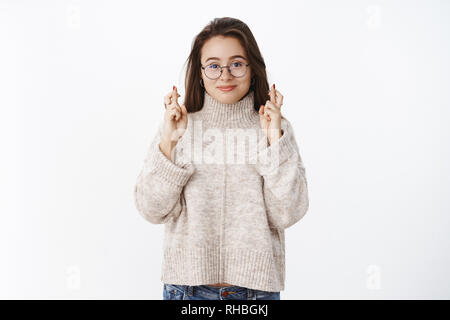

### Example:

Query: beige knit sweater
xmin=134 ymin=89 xmax=309 ymax=292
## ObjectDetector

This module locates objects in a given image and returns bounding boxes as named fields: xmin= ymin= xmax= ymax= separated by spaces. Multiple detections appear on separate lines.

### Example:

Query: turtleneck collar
xmin=197 ymin=89 xmax=259 ymax=128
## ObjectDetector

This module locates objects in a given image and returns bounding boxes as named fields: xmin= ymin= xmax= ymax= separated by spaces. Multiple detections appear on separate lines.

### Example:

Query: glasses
xmin=201 ymin=61 xmax=250 ymax=80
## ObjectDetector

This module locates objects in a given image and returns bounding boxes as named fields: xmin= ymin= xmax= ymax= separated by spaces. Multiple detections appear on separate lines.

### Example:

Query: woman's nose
xmin=220 ymin=67 xmax=233 ymax=80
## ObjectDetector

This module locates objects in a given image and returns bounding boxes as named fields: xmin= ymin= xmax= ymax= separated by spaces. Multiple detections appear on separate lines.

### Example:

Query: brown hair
xmin=182 ymin=17 xmax=273 ymax=114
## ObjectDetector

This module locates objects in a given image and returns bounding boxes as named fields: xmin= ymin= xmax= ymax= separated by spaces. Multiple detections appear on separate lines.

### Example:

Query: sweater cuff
xmin=254 ymin=129 xmax=297 ymax=176
xmin=144 ymin=142 xmax=195 ymax=188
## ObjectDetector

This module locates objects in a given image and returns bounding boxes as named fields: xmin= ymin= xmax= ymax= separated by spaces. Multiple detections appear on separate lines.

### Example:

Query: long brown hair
xmin=183 ymin=17 xmax=272 ymax=114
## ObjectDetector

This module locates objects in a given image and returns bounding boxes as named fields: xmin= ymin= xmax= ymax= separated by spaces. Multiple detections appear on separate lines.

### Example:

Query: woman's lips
xmin=218 ymin=86 xmax=236 ymax=92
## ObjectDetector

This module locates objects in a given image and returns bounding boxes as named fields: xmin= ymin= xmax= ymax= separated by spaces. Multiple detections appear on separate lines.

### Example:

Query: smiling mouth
xmin=218 ymin=86 xmax=237 ymax=92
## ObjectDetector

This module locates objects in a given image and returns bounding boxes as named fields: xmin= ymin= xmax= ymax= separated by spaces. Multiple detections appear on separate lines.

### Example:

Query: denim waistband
xmin=166 ymin=283 xmax=268 ymax=299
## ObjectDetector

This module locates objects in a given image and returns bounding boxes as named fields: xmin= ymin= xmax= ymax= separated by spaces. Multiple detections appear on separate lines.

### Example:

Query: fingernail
xmin=273 ymin=83 xmax=275 ymax=89
xmin=173 ymin=85 xmax=176 ymax=90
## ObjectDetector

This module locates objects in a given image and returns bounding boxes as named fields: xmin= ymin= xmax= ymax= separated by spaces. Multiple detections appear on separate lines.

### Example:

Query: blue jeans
xmin=163 ymin=284 xmax=280 ymax=300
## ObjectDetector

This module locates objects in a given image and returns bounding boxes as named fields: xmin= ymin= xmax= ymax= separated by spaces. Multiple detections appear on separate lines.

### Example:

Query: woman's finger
xmin=259 ymin=105 xmax=269 ymax=122
xmin=164 ymin=94 xmax=172 ymax=108
xmin=259 ymin=105 xmax=264 ymax=115
xmin=265 ymin=101 xmax=280 ymax=111
xmin=165 ymin=90 xmax=179 ymax=102
xmin=268 ymin=85 xmax=283 ymax=108
xmin=264 ymin=102 xmax=282 ymax=122
xmin=276 ymin=91 xmax=284 ymax=107
xmin=264 ymin=107 xmax=274 ymax=117
xmin=268 ymin=87 xmax=275 ymax=104
xmin=168 ymin=105 xmax=181 ymax=120
xmin=269 ymin=84 xmax=277 ymax=103
xmin=170 ymin=104 xmax=181 ymax=113
xmin=263 ymin=107 xmax=271 ymax=120
xmin=269 ymin=84 xmax=277 ymax=104
xmin=180 ymin=103 xmax=187 ymax=117
xmin=171 ymin=105 xmax=181 ymax=120
xmin=167 ymin=108 xmax=175 ymax=121
xmin=169 ymin=108 xmax=180 ymax=121
xmin=172 ymin=86 xmax=179 ymax=105
xmin=259 ymin=105 xmax=266 ymax=120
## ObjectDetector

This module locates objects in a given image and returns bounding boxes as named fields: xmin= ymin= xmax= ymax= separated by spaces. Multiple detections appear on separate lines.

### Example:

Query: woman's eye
xmin=232 ymin=62 xmax=243 ymax=67
xmin=209 ymin=64 xmax=219 ymax=69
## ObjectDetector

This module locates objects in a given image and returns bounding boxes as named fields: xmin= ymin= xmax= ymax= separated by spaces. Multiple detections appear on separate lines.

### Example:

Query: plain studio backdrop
xmin=1 ymin=0 xmax=449 ymax=299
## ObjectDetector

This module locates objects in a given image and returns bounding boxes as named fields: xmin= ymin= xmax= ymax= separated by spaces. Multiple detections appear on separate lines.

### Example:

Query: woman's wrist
xmin=159 ymin=139 xmax=176 ymax=161
xmin=268 ymin=129 xmax=283 ymax=146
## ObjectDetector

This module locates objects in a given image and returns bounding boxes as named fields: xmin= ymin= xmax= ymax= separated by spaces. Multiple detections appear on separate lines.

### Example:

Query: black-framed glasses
xmin=201 ymin=61 xmax=250 ymax=80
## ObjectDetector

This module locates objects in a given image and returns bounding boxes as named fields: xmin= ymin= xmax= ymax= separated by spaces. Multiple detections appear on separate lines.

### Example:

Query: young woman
xmin=134 ymin=17 xmax=309 ymax=300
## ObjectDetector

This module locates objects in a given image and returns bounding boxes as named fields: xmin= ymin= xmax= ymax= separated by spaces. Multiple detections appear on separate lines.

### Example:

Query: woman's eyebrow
xmin=205 ymin=55 xmax=247 ymax=63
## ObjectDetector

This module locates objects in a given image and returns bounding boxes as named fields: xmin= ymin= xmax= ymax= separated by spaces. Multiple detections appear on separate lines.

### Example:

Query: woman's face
xmin=200 ymin=36 xmax=252 ymax=104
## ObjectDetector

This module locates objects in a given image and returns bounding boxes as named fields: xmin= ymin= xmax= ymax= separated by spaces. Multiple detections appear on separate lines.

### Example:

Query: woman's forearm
xmin=159 ymin=140 xmax=175 ymax=162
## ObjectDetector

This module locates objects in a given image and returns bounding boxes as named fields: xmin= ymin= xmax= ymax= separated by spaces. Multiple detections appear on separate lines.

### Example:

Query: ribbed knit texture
xmin=134 ymin=89 xmax=309 ymax=292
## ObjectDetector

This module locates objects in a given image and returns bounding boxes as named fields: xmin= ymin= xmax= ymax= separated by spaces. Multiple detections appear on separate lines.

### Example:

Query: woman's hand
xmin=159 ymin=86 xmax=188 ymax=161
xmin=259 ymin=84 xmax=283 ymax=145
xmin=161 ymin=85 xmax=188 ymax=147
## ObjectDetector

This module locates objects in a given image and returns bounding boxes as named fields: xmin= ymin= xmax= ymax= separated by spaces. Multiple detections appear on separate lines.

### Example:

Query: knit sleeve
xmin=255 ymin=118 xmax=309 ymax=230
xmin=134 ymin=121 xmax=195 ymax=224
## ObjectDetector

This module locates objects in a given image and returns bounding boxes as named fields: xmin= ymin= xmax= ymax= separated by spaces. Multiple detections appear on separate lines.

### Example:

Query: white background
xmin=1 ymin=0 xmax=449 ymax=299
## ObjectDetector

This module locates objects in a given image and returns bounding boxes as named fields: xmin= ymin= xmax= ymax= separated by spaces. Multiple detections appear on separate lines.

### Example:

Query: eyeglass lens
xmin=204 ymin=62 xmax=247 ymax=79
